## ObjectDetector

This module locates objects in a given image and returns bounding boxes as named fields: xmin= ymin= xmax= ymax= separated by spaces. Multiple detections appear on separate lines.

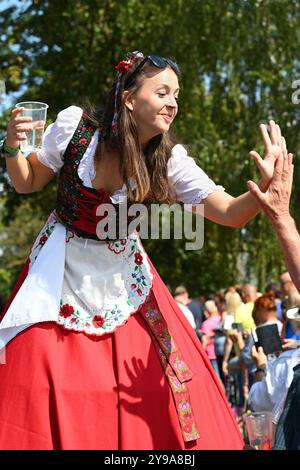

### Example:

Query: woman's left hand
xmin=249 ymin=120 xmax=286 ymax=189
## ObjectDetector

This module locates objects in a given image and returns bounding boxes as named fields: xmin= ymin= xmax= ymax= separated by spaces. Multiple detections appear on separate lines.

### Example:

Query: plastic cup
xmin=15 ymin=101 xmax=49 ymax=153
xmin=243 ymin=411 xmax=273 ymax=450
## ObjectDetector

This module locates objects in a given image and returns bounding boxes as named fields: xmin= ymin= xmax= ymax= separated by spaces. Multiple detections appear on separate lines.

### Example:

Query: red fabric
xmin=0 ymin=256 xmax=244 ymax=450
xmin=72 ymin=186 xmax=111 ymax=235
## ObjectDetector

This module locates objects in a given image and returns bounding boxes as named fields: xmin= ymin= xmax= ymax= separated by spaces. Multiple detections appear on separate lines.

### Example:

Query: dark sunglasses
xmin=125 ymin=55 xmax=180 ymax=87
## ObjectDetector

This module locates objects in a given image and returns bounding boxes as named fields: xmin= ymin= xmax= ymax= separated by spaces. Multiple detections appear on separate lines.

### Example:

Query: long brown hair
xmin=84 ymin=56 xmax=180 ymax=203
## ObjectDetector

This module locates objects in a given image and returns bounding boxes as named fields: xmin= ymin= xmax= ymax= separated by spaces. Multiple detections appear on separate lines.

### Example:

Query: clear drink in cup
xmin=15 ymin=101 xmax=49 ymax=153
xmin=243 ymin=411 xmax=273 ymax=450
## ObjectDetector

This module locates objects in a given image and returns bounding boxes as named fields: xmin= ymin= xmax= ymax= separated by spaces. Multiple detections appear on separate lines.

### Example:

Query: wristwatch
xmin=0 ymin=139 xmax=20 ymax=158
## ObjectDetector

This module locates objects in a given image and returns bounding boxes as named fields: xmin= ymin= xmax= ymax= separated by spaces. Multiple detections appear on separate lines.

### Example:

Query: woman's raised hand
xmin=6 ymin=107 xmax=33 ymax=148
xmin=249 ymin=120 xmax=286 ymax=187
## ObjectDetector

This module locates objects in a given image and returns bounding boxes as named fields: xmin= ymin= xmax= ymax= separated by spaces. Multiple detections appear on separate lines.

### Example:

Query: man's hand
xmin=247 ymin=145 xmax=293 ymax=225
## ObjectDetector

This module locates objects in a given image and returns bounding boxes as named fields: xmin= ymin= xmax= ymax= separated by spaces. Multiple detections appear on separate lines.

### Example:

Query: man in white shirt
xmin=173 ymin=286 xmax=196 ymax=329
xmin=248 ymin=348 xmax=300 ymax=418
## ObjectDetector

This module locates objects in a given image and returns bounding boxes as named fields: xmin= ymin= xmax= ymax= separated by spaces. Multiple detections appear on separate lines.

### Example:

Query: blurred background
xmin=0 ymin=0 xmax=300 ymax=303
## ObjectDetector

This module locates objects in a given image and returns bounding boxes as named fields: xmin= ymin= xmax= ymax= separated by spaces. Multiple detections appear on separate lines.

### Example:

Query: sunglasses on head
xmin=125 ymin=55 xmax=180 ymax=87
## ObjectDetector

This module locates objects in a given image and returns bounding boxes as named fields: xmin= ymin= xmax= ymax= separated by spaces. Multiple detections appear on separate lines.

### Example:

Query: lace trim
xmin=77 ymin=128 xmax=98 ymax=186
xmin=190 ymin=184 xmax=225 ymax=205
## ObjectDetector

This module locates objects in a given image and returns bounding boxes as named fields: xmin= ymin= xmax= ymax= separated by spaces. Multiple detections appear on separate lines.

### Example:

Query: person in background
xmin=234 ymin=291 xmax=283 ymax=394
xmin=212 ymin=291 xmax=228 ymax=383
xmin=284 ymin=289 xmax=300 ymax=341
xmin=265 ymin=282 xmax=283 ymax=320
xmin=279 ymin=271 xmax=299 ymax=338
xmin=187 ymin=295 xmax=204 ymax=330
xmin=222 ymin=291 xmax=242 ymax=376
xmin=234 ymin=284 xmax=257 ymax=331
xmin=200 ymin=300 xmax=222 ymax=380
xmin=222 ymin=286 xmax=256 ymax=406
xmin=248 ymin=335 xmax=300 ymax=424
xmin=280 ymin=271 xmax=296 ymax=299
xmin=173 ymin=286 xmax=196 ymax=329
xmin=173 ymin=285 xmax=204 ymax=329
xmin=252 ymin=291 xmax=283 ymax=333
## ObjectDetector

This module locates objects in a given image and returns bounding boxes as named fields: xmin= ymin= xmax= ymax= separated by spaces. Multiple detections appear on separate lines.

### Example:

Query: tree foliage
xmin=1 ymin=0 xmax=300 ymax=301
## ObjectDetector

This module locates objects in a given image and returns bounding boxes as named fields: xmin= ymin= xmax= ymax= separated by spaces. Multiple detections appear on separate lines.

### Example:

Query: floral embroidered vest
xmin=56 ymin=114 xmax=135 ymax=240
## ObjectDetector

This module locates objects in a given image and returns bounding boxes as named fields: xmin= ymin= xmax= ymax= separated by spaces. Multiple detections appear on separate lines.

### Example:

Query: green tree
xmin=1 ymin=0 xmax=300 ymax=301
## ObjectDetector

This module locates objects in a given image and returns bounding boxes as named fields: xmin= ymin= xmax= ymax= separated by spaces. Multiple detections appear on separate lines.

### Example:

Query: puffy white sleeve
xmin=168 ymin=144 xmax=224 ymax=204
xmin=36 ymin=105 xmax=83 ymax=173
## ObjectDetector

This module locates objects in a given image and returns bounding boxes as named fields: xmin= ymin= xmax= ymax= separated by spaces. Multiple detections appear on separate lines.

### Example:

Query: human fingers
xmin=7 ymin=120 xmax=33 ymax=139
xmin=11 ymin=107 xmax=25 ymax=117
xmin=286 ymin=153 xmax=294 ymax=188
xmin=249 ymin=150 xmax=265 ymax=173
xmin=273 ymin=148 xmax=284 ymax=181
xmin=269 ymin=120 xmax=278 ymax=145
xmin=249 ymin=150 xmax=263 ymax=164
xmin=259 ymin=123 xmax=272 ymax=150
xmin=6 ymin=128 xmax=31 ymax=143
xmin=275 ymin=123 xmax=282 ymax=146
xmin=14 ymin=116 xmax=33 ymax=123
xmin=247 ymin=180 xmax=265 ymax=203
xmin=281 ymin=136 xmax=287 ymax=153
xmin=282 ymin=149 xmax=292 ymax=183
xmin=251 ymin=345 xmax=258 ymax=358
xmin=7 ymin=109 xmax=33 ymax=137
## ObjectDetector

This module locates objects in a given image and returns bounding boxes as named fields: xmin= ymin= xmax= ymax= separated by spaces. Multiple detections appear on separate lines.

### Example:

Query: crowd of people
xmin=171 ymin=274 xmax=300 ymax=430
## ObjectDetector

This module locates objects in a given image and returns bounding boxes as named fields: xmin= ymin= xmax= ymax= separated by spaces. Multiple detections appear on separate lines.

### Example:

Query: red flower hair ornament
xmin=114 ymin=51 xmax=144 ymax=75
xmin=112 ymin=51 xmax=144 ymax=134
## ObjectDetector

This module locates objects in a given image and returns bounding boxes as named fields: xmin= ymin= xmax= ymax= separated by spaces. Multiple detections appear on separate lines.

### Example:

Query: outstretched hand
xmin=249 ymin=120 xmax=286 ymax=187
xmin=247 ymin=145 xmax=293 ymax=224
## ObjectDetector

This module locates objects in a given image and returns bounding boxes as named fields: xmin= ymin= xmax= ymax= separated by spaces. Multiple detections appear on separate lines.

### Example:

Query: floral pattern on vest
xmin=56 ymin=114 xmax=137 ymax=240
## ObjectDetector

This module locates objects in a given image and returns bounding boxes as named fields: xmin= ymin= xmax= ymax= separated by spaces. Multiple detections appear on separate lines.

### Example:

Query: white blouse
xmin=36 ymin=105 xmax=224 ymax=205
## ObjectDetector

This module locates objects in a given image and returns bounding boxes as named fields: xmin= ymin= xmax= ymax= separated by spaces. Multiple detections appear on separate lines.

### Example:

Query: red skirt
xmin=0 ymin=258 xmax=244 ymax=450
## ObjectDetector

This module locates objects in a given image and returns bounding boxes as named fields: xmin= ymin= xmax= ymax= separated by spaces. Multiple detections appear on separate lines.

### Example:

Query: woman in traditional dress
xmin=0 ymin=51 xmax=288 ymax=450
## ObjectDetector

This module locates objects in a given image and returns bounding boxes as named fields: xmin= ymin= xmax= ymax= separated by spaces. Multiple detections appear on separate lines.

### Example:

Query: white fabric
xmin=36 ymin=106 xmax=224 ymax=204
xmin=37 ymin=105 xmax=83 ymax=173
xmin=0 ymin=220 xmax=66 ymax=347
xmin=168 ymin=144 xmax=224 ymax=204
xmin=248 ymin=348 xmax=300 ymax=421
xmin=58 ymin=231 xmax=153 ymax=337
xmin=0 ymin=211 xmax=153 ymax=345
xmin=77 ymin=129 xmax=98 ymax=186
xmin=272 ymin=391 xmax=288 ymax=425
